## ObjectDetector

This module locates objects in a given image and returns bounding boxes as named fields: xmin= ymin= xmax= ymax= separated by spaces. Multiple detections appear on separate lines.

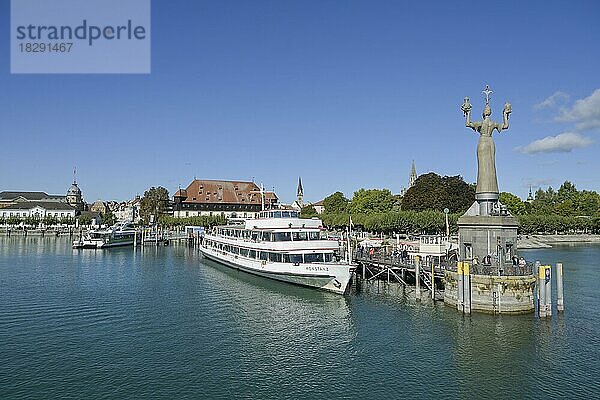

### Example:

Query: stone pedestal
xmin=457 ymin=202 xmax=519 ymax=266
xmin=442 ymin=200 xmax=536 ymax=314
xmin=444 ymin=271 xmax=536 ymax=314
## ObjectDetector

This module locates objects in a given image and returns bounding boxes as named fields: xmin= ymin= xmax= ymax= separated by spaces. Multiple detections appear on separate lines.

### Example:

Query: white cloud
xmin=556 ymin=88 xmax=600 ymax=131
xmin=534 ymin=91 xmax=569 ymax=110
xmin=516 ymin=132 xmax=593 ymax=154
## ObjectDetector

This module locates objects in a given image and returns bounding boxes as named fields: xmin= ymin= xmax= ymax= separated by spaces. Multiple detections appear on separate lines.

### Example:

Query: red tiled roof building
xmin=173 ymin=179 xmax=278 ymax=219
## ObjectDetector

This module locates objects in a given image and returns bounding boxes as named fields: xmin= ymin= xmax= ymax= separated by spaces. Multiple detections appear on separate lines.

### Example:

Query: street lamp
xmin=443 ymin=208 xmax=450 ymax=238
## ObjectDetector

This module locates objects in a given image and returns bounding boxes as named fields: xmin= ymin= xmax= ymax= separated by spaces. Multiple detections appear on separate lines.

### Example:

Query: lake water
xmin=1 ymin=237 xmax=598 ymax=399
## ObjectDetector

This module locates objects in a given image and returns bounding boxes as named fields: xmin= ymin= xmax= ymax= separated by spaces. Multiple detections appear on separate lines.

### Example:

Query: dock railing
xmin=355 ymin=250 xmax=534 ymax=277
xmin=442 ymin=261 xmax=534 ymax=276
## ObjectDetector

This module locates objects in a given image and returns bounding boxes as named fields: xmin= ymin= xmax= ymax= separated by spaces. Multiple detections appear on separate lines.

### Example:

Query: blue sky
xmin=2 ymin=0 xmax=600 ymax=203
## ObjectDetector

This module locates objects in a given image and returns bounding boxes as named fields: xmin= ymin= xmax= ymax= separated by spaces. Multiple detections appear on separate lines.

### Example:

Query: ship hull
xmin=200 ymin=245 xmax=353 ymax=294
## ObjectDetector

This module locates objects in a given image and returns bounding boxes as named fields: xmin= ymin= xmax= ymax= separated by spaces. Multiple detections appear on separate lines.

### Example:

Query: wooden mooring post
xmin=431 ymin=261 xmax=435 ymax=300
xmin=463 ymin=262 xmax=471 ymax=314
xmin=556 ymin=262 xmax=564 ymax=312
xmin=545 ymin=265 xmax=552 ymax=317
xmin=415 ymin=256 xmax=421 ymax=301
xmin=537 ymin=263 xmax=553 ymax=318
xmin=457 ymin=262 xmax=464 ymax=313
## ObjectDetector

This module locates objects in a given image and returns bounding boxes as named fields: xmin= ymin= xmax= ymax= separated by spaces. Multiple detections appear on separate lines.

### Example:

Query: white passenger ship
xmin=199 ymin=210 xmax=354 ymax=294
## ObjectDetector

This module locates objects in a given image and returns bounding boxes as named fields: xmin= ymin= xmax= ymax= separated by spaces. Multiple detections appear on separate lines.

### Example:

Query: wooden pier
xmin=353 ymin=254 xmax=446 ymax=300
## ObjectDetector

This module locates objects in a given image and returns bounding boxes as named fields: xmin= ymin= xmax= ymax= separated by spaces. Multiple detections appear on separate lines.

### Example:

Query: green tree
xmin=322 ymin=191 xmax=349 ymax=214
xmin=158 ymin=215 xmax=227 ymax=228
xmin=43 ymin=215 xmax=58 ymax=226
xmin=7 ymin=216 xmax=21 ymax=226
xmin=557 ymin=181 xmax=578 ymax=203
xmin=101 ymin=209 xmax=117 ymax=226
xmin=24 ymin=215 xmax=39 ymax=227
xmin=61 ymin=216 xmax=75 ymax=226
xmin=300 ymin=204 xmax=318 ymax=218
xmin=499 ymin=192 xmax=526 ymax=215
xmin=140 ymin=186 xmax=170 ymax=224
xmin=78 ymin=214 xmax=92 ymax=226
xmin=349 ymin=188 xmax=395 ymax=214
xmin=402 ymin=173 xmax=474 ymax=213
xmin=575 ymin=190 xmax=600 ymax=216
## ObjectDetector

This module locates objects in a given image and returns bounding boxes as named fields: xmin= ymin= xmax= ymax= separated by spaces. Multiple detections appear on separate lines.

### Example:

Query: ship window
xmin=282 ymin=211 xmax=290 ymax=218
xmin=249 ymin=250 xmax=256 ymax=259
xmin=324 ymin=253 xmax=333 ymax=263
xmin=289 ymin=254 xmax=303 ymax=264
xmin=304 ymin=253 xmax=324 ymax=263
xmin=240 ymin=248 xmax=249 ymax=257
xmin=232 ymin=246 xmax=239 ymax=255
xmin=309 ymin=231 xmax=320 ymax=240
xmin=269 ymin=253 xmax=282 ymax=262
xmin=251 ymin=231 xmax=259 ymax=241
xmin=261 ymin=232 xmax=271 ymax=241
xmin=274 ymin=232 xmax=291 ymax=241
xmin=292 ymin=232 xmax=308 ymax=241
xmin=259 ymin=252 xmax=268 ymax=261
xmin=290 ymin=211 xmax=298 ymax=218
xmin=273 ymin=211 xmax=282 ymax=218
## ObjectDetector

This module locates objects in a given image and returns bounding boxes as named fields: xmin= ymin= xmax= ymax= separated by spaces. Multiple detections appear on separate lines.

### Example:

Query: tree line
xmin=302 ymin=174 xmax=600 ymax=235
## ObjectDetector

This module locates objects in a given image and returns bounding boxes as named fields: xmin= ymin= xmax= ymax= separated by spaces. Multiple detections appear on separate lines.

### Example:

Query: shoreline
xmin=517 ymin=234 xmax=600 ymax=249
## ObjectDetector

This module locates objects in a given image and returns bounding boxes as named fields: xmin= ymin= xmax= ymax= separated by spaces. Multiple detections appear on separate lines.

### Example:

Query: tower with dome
xmin=66 ymin=170 xmax=85 ymax=213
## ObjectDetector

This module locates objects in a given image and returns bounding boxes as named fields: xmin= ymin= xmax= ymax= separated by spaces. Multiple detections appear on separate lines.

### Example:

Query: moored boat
xmin=73 ymin=222 xmax=138 ymax=249
xmin=199 ymin=210 xmax=354 ymax=294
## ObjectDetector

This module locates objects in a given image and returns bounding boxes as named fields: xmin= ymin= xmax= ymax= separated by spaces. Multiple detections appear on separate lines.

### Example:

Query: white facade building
xmin=0 ymin=201 xmax=76 ymax=220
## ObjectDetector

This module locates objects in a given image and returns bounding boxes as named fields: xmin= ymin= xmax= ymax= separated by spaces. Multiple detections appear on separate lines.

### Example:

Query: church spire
xmin=297 ymin=177 xmax=304 ymax=206
xmin=526 ymin=186 xmax=534 ymax=203
xmin=409 ymin=160 xmax=417 ymax=188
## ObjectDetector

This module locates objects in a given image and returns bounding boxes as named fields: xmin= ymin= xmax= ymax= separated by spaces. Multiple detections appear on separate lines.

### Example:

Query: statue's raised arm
xmin=499 ymin=101 xmax=512 ymax=131
xmin=461 ymin=96 xmax=481 ymax=131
